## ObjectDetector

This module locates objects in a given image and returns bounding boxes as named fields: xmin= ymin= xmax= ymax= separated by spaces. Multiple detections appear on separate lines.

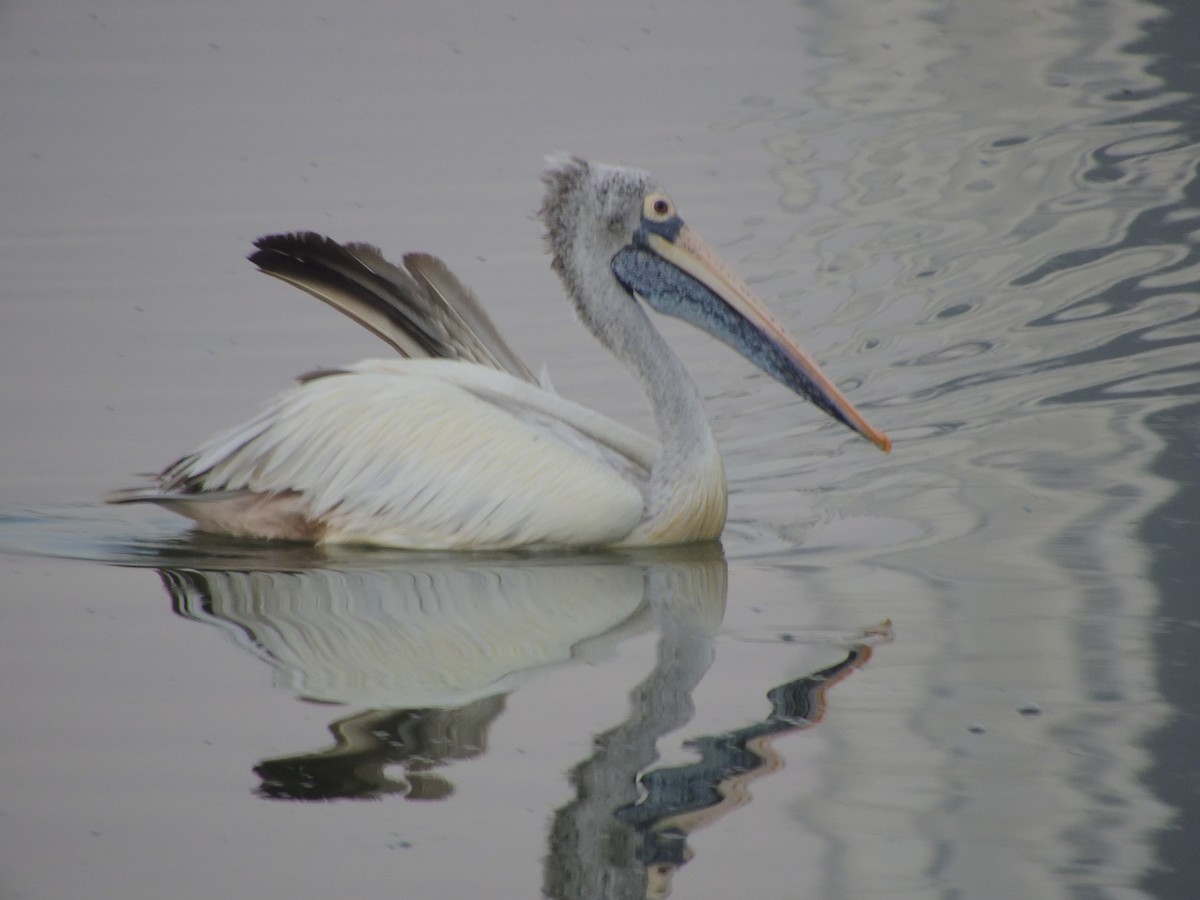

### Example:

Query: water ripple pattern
xmin=711 ymin=1 xmax=1198 ymax=896
xmin=719 ymin=0 xmax=1198 ymax=569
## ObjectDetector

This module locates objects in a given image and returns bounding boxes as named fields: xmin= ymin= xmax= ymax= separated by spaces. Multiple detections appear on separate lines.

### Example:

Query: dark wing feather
xmin=249 ymin=232 xmax=536 ymax=383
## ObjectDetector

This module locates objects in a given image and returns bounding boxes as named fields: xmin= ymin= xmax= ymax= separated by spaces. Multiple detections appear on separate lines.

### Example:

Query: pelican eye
xmin=644 ymin=194 xmax=674 ymax=221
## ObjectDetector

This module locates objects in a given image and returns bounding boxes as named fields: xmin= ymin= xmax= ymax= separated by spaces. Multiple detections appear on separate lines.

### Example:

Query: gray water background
xmin=2 ymin=0 xmax=1199 ymax=897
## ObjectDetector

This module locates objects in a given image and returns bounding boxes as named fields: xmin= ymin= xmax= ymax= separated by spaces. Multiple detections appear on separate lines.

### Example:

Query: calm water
xmin=2 ymin=0 xmax=1199 ymax=898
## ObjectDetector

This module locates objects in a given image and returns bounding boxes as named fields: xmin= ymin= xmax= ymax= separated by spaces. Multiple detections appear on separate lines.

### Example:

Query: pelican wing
xmin=250 ymin=233 xmax=538 ymax=383
xmin=146 ymin=361 xmax=651 ymax=549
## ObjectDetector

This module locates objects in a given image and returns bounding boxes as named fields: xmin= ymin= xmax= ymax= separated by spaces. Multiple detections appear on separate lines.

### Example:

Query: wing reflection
xmin=251 ymin=700 xmax=505 ymax=801
xmin=162 ymin=556 xmax=672 ymax=709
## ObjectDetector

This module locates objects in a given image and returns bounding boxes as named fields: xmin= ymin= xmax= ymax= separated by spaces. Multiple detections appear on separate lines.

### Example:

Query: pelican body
xmin=113 ymin=157 xmax=889 ymax=549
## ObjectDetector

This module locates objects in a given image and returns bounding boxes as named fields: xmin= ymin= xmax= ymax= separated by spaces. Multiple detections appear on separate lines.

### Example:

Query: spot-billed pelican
xmin=112 ymin=157 xmax=890 ymax=548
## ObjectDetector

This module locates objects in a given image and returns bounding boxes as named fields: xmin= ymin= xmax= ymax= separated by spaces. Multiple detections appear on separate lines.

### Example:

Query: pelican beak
xmin=612 ymin=224 xmax=891 ymax=453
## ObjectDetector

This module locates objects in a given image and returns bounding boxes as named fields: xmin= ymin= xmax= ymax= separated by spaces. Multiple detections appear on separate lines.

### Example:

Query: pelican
xmin=112 ymin=157 xmax=890 ymax=549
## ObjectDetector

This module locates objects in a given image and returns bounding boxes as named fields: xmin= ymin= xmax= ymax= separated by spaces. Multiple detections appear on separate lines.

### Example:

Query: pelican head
xmin=541 ymin=156 xmax=890 ymax=452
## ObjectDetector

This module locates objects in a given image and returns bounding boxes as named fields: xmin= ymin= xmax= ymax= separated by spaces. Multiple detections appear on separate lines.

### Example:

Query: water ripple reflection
xmin=718 ymin=1 xmax=1200 ymax=574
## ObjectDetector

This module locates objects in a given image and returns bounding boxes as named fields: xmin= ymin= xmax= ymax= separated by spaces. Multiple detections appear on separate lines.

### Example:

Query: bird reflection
xmin=152 ymin=543 xmax=886 ymax=897
xmin=160 ymin=544 xmax=726 ymax=803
